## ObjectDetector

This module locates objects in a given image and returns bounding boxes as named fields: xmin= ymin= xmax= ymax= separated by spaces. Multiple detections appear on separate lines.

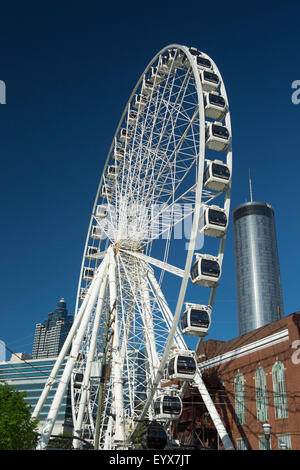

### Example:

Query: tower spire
xmin=249 ymin=168 xmax=253 ymax=202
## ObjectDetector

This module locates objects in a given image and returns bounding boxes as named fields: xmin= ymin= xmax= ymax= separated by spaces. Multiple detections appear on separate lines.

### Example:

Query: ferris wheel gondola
xmin=191 ymin=254 xmax=221 ymax=287
xmin=95 ymin=205 xmax=108 ymax=219
xmin=203 ymin=159 xmax=231 ymax=191
xmin=33 ymin=44 xmax=234 ymax=451
xmin=142 ymin=421 xmax=168 ymax=450
xmin=167 ymin=48 xmax=187 ymax=68
xmin=196 ymin=55 xmax=213 ymax=70
xmin=167 ymin=350 xmax=197 ymax=381
xmin=86 ymin=246 xmax=99 ymax=260
xmin=154 ymin=394 xmax=183 ymax=420
xmin=200 ymin=69 xmax=220 ymax=92
xmin=180 ymin=304 xmax=212 ymax=337
xmin=133 ymin=93 xmax=148 ymax=110
xmin=157 ymin=55 xmax=170 ymax=75
xmin=106 ymin=165 xmax=119 ymax=180
xmin=205 ymin=121 xmax=231 ymax=151
xmin=200 ymin=205 xmax=228 ymax=238
xmin=204 ymin=92 xmax=228 ymax=120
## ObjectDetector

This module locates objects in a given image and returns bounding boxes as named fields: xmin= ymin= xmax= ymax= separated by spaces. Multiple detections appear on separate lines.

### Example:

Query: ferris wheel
xmin=33 ymin=44 xmax=234 ymax=450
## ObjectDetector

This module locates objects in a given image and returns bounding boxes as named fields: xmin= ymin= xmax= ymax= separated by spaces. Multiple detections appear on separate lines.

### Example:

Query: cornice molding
xmin=199 ymin=329 xmax=289 ymax=370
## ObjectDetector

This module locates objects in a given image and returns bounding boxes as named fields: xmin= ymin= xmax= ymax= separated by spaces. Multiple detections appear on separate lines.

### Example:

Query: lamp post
xmin=262 ymin=423 xmax=272 ymax=450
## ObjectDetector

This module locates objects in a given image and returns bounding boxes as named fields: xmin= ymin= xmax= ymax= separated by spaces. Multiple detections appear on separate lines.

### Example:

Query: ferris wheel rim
xmin=74 ymin=43 xmax=208 ymax=316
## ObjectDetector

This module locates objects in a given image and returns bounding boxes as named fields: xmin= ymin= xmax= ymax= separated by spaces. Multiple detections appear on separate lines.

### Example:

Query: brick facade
xmin=177 ymin=312 xmax=300 ymax=450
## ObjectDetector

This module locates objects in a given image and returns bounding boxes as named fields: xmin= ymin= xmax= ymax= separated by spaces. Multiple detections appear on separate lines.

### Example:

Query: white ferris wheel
xmin=33 ymin=44 xmax=234 ymax=450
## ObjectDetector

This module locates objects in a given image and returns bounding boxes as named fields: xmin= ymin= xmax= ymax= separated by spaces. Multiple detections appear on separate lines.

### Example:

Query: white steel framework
xmin=33 ymin=44 xmax=234 ymax=450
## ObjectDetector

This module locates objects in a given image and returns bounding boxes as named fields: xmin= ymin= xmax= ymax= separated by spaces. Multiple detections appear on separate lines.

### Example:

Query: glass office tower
xmin=233 ymin=202 xmax=284 ymax=336
xmin=32 ymin=298 xmax=73 ymax=359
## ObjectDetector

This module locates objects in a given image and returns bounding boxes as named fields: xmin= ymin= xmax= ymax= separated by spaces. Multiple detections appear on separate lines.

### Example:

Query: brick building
xmin=177 ymin=312 xmax=300 ymax=450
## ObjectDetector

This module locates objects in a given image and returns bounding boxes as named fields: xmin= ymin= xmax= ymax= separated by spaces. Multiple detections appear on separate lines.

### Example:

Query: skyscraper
xmin=0 ymin=340 xmax=5 ymax=363
xmin=233 ymin=202 xmax=284 ymax=336
xmin=32 ymin=298 xmax=73 ymax=359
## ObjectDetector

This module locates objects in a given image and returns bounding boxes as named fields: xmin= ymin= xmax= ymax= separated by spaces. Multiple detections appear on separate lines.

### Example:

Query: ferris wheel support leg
xmin=140 ymin=274 xmax=160 ymax=377
xmin=104 ymin=415 xmax=114 ymax=450
xmin=193 ymin=372 xmax=235 ymax=450
xmin=108 ymin=247 xmax=126 ymax=448
xmin=147 ymin=268 xmax=234 ymax=450
xmin=131 ymin=266 xmax=187 ymax=441
xmin=35 ymin=256 xmax=110 ymax=450
xmin=32 ymin=255 xmax=109 ymax=423
xmin=72 ymin=272 xmax=109 ymax=449
xmin=139 ymin=274 xmax=161 ymax=421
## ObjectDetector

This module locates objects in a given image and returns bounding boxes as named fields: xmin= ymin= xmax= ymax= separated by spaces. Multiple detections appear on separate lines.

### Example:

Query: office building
xmin=233 ymin=202 xmax=284 ymax=336
xmin=32 ymin=298 xmax=73 ymax=359
xmin=0 ymin=355 xmax=73 ymax=435
xmin=0 ymin=340 xmax=5 ymax=363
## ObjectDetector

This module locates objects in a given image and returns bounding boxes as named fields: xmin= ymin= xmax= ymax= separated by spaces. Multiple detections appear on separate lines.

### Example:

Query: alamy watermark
xmin=0 ymin=80 xmax=6 ymax=104
xmin=96 ymin=203 xmax=205 ymax=250
xmin=291 ymin=80 xmax=300 ymax=104
xmin=291 ymin=340 xmax=300 ymax=364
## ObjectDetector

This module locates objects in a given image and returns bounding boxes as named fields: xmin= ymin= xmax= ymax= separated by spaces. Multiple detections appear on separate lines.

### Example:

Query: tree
xmin=0 ymin=382 xmax=39 ymax=450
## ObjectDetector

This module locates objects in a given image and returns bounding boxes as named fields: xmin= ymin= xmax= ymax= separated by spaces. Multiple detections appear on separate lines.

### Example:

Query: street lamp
xmin=262 ymin=423 xmax=272 ymax=450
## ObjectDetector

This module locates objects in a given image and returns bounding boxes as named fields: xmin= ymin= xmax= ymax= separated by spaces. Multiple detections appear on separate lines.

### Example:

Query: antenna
xmin=248 ymin=169 xmax=253 ymax=202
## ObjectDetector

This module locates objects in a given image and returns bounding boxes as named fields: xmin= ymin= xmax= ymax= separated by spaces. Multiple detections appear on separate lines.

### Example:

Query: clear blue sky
xmin=1 ymin=0 xmax=300 ymax=357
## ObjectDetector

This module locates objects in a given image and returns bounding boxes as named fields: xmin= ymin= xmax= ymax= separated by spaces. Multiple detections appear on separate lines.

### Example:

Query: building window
xmin=255 ymin=366 xmax=268 ymax=421
xmin=236 ymin=438 xmax=248 ymax=450
xmin=234 ymin=372 xmax=246 ymax=425
xmin=277 ymin=434 xmax=292 ymax=450
xmin=272 ymin=361 xmax=288 ymax=419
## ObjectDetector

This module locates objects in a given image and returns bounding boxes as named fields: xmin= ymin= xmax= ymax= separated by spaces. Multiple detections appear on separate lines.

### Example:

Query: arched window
xmin=234 ymin=372 xmax=245 ymax=425
xmin=255 ymin=366 xmax=268 ymax=421
xmin=272 ymin=361 xmax=288 ymax=419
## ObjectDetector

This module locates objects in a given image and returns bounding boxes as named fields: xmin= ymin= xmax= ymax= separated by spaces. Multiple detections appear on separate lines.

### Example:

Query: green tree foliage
xmin=0 ymin=382 xmax=39 ymax=450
